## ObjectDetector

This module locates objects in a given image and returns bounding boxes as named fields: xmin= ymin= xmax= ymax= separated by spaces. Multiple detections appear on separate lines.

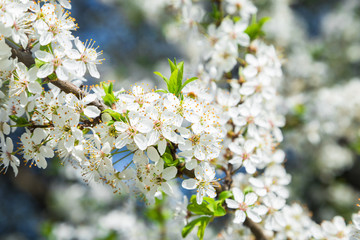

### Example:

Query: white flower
xmin=351 ymin=214 xmax=360 ymax=240
xmin=9 ymin=63 xmax=42 ymax=101
xmin=35 ymin=47 xmax=77 ymax=81
xmin=225 ymin=0 xmax=257 ymax=21
xmin=73 ymin=37 xmax=103 ymax=78
xmin=51 ymin=106 xmax=82 ymax=152
xmin=114 ymin=113 xmax=153 ymax=151
xmin=137 ymin=160 xmax=177 ymax=202
xmin=228 ymin=139 xmax=259 ymax=174
xmin=208 ymin=40 xmax=238 ymax=75
xmin=218 ymin=19 xmax=250 ymax=47
xmin=182 ymin=162 xmax=217 ymax=204
xmin=21 ymin=128 xmax=53 ymax=169
xmin=66 ymin=93 xmax=101 ymax=118
xmin=321 ymin=216 xmax=351 ymax=240
xmin=34 ymin=3 xmax=75 ymax=49
xmin=225 ymin=188 xmax=261 ymax=223
xmin=0 ymin=137 xmax=20 ymax=176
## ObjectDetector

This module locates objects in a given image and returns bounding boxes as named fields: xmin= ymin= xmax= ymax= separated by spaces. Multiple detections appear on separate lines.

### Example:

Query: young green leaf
xmin=197 ymin=217 xmax=211 ymax=240
xmin=168 ymin=68 xmax=179 ymax=94
xmin=155 ymin=89 xmax=168 ymax=94
xmin=181 ymin=216 xmax=211 ymax=239
xmin=180 ymin=77 xmax=198 ymax=92
xmin=218 ymin=191 xmax=233 ymax=201
xmin=168 ymin=59 xmax=176 ymax=73
xmin=154 ymin=72 xmax=169 ymax=85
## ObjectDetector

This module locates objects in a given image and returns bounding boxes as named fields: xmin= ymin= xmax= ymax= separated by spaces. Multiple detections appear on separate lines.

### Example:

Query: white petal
xmin=226 ymin=199 xmax=240 ymax=209
xmin=247 ymin=209 xmax=262 ymax=223
xmin=88 ymin=63 xmax=100 ymax=78
xmin=55 ymin=66 xmax=68 ymax=81
xmin=35 ymin=51 xmax=53 ymax=62
xmin=115 ymin=133 xmax=128 ymax=149
xmin=182 ymin=179 xmax=197 ymax=190
xmin=147 ymin=146 xmax=160 ymax=162
xmin=157 ymin=139 xmax=166 ymax=155
xmin=82 ymin=94 xmax=97 ymax=104
xmin=134 ymin=134 xmax=148 ymax=150
xmin=28 ymin=82 xmax=42 ymax=94
xmin=37 ymin=63 xmax=54 ymax=78
xmin=161 ymin=182 xmax=173 ymax=196
xmin=84 ymin=106 xmax=101 ymax=118
xmin=162 ymin=166 xmax=177 ymax=180
xmin=233 ymin=188 xmax=244 ymax=203
xmin=245 ymin=193 xmax=257 ymax=205
xmin=196 ymin=189 xmax=204 ymax=205
xmin=234 ymin=210 xmax=246 ymax=224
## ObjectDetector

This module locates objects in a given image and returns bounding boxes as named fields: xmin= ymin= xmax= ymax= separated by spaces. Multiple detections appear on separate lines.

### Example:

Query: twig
xmin=244 ymin=217 xmax=268 ymax=240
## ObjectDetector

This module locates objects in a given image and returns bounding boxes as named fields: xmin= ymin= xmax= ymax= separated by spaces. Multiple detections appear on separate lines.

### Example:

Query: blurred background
xmin=1 ymin=0 xmax=360 ymax=239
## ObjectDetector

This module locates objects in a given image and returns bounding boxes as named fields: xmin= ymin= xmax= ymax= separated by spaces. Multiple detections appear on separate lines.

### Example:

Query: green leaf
xmin=258 ymin=17 xmax=271 ymax=27
xmin=102 ymin=94 xmax=116 ymax=107
xmin=218 ymin=191 xmax=233 ymax=201
xmin=168 ymin=68 xmax=179 ymax=94
xmin=9 ymin=115 xmax=29 ymax=127
xmin=205 ymin=197 xmax=226 ymax=217
xmin=197 ymin=217 xmax=210 ymax=240
xmin=175 ymin=62 xmax=184 ymax=96
xmin=188 ymin=196 xmax=213 ymax=215
xmin=182 ymin=216 xmax=211 ymax=239
xmin=102 ymin=109 xmax=125 ymax=122
xmin=243 ymin=186 xmax=253 ymax=195
xmin=245 ymin=17 xmax=271 ymax=41
xmin=212 ymin=202 xmax=226 ymax=217
xmin=162 ymin=152 xmax=179 ymax=167
xmin=47 ymin=72 xmax=57 ymax=80
xmin=233 ymin=16 xmax=241 ymax=22
xmin=180 ymin=77 xmax=198 ymax=91
xmin=155 ymin=89 xmax=168 ymax=94
xmin=154 ymin=72 xmax=169 ymax=85
xmin=168 ymin=59 xmax=176 ymax=73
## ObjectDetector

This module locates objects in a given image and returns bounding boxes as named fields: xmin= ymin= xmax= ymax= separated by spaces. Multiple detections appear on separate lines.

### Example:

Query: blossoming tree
xmin=0 ymin=0 xmax=359 ymax=239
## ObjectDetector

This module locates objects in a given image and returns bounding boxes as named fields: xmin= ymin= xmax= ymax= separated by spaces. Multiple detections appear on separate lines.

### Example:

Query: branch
xmin=5 ymin=38 xmax=107 ymax=112
xmin=244 ymin=217 xmax=268 ymax=240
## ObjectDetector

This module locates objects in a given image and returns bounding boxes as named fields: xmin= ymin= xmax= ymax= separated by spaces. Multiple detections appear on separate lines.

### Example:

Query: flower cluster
xmin=1 ymin=1 xmax=360 ymax=240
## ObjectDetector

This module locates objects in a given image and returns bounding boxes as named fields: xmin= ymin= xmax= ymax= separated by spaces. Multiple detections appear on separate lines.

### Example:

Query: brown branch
xmin=244 ymin=217 xmax=268 ymax=240
xmin=5 ymin=38 xmax=107 ymax=112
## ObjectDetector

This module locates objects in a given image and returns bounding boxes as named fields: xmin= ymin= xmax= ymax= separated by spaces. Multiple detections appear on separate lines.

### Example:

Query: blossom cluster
xmin=1 ymin=0 xmax=360 ymax=240
xmin=0 ymin=0 xmax=225 ymax=205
